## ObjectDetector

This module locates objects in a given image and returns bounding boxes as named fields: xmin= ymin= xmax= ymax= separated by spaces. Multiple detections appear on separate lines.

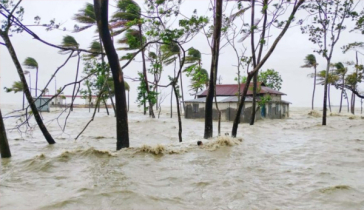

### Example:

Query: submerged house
xmin=185 ymin=83 xmax=290 ymax=123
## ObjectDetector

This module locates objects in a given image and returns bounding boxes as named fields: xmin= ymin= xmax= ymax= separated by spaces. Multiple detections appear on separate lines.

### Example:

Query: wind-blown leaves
xmin=301 ymin=54 xmax=318 ymax=68
xmin=23 ymin=57 xmax=38 ymax=69
xmin=112 ymin=0 xmax=141 ymax=22
xmin=72 ymin=3 xmax=96 ymax=32
xmin=59 ymin=36 xmax=79 ymax=54
xmin=4 ymin=81 xmax=23 ymax=93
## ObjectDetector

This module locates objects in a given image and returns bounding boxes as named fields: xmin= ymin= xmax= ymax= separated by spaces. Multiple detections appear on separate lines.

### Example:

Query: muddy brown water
xmin=1 ymin=106 xmax=364 ymax=210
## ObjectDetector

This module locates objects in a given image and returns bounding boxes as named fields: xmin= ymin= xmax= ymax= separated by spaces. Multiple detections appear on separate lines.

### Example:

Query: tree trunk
xmin=322 ymin=59 xmax=330 ymax=125
xmin=109 ymin=91 xmax=116 ymax=115
xmin=204 ymin=0 xmax=223 ymax=139
xmin=0 ymin=32 xmax=55 ymax=144
xmin=139 ymin=24 xmax=155 ymax=118
xmin=312 ymin=66 xmax=317 ymax=110
xmin=35 ymin=67 xmax=38 ymax=97
xmin=170 ymin=86 xmax=173 ymax=118
xmin=347 ymin=91 xmax=350 ymax=113
xmin=232 ymin=74 xmax=253 ymax=137
xmin=178 ymin=54 xmax=185 ymax=113
xmin=103 ymin=99 xmax=109 ymax=115
xmin=351 ymin=92 xmax=355 ymax=114
xmin=0 ymin=109 xmax=11 ymax=158
xmin=231 ymin=0 xmax=304 ymax=137
xmin=173 ymin=83 xmax=182 ymax=142
xmin=143 ymin=92 xmax=146 ymax=115
xmin=70 ymin=53 xmax=81 ymax=112
xmin=128 ymin=91 xmax=129 ymax=112
xmin=328 ymin=84 xmax=332 ymax=113
xmin=250 ymin=72 xmax=258 ymax=125
xmin=94 ymin=0 xmax=129 ymax=150
xmin=22 ymin=92 xmax=25 ymax=110
xmin=214 ymin=89 xmax=221 ymax=136
xmin=249 ymin=0 xmax=257 ymax=126
xmin=339 ymin=74 xmax=344 ymax=113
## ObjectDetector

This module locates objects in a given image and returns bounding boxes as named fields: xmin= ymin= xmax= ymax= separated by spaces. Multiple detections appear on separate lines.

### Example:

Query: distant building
xmin=184 ymin=83 xmax=290 ymax=123
xmin=42 ymin=95 xmax=99 ymax=108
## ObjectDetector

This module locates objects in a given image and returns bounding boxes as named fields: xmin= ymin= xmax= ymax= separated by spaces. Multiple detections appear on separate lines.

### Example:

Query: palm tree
xmin=184 ymin=48 xmax=209 ymax=98
xmin=314 ymin=70 xmax=339 ymax=112
xmin=60 ymin=35 xmax=79 ymax=112
xmin=161 ymin=43 xmax=181 ymax=118
xmin=302 ymin=54 xmax=318 ymax=110
xmin=23 ymin=57 xmax=38 ymax=97
xmin=72 ymin=3 xmax=96 ymax=32
xmin=4 ymin=81 xmax=25 ymax=110
xmin=333 ymin=62 xmax=348 ymax=113
xmin=124 ymin=81 xmax=130 ymax=112
xmin=113 ymin=0 xmax=156 ymax=118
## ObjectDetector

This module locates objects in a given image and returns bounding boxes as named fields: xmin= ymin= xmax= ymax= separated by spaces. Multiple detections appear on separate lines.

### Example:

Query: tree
xmin=94 ymin=0 xmax=129 ymax=150
xmin=113 ymin=0 xmax=155 ymax=118
xmin=0 ymin=109 xmax=11 ymax=158
xmin=332 ymin=62 xmax=348 ymax=113
xmin=73 ymin=3 xmax=117 ymax=115
xmin=301 ymin=54 xmax=318 ymax=110
xmin=23 ymin=57 xmax=39 ymax=97
xmin=0 ymin=2 xmax=56 ymax=145
xmin=204 ymin=0 xmax=223 ymax=139
xmin=232 ymin=0 xmax=305 ymax=137
xmin=161 ymin=42 xmax=181 ymax=118
xmin=301 ymin=0 xmax=358 ymax=125
xmin=4 ymin=81 xmax=25 ymax=110
xmin=183 ymin=47 xmax=209 ymax=97
xmin=258 ymin=69 xmax=283 ymax=91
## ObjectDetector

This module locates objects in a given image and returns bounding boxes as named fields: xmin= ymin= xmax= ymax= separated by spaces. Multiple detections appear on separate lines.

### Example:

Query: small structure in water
xmin=185 ymin=83 xmax=290 ymax=123
xmin=33 ymin=97 xmax=50 ymax=112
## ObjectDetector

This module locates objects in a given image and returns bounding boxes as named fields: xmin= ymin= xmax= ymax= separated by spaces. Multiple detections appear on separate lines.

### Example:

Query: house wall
xmin=264 ymin=94 xmax=281 ymax=101
xmin=185 ymin=101 xmax=288 ymax=123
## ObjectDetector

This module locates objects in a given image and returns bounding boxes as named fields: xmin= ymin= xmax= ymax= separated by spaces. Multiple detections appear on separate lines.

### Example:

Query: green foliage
xmin=23 ymin=57 xmax=38 ymax=69
xmin=60 ymin=35 xmax=79 ymax=49
xmin=117 ymin=29 xmax=144 ymax=50
xmin=258 ymin=95 xmax=271 ymax=107
xmin=300 ymin=0 xmax=357 ymax=58
xmin=112 ymin=0 xmax=141 ymax=22
xmin=259 ymin=69 xmax=283 ymax=91
xmin=242 ymin=69 xmax=283 ymax=91
xmin=136 ymin=73 xmax=158 ymax=110
xmin=80 ymin=58 xmax=111 ymax=101
xmin=184 ymin=65 xmax=208 ymax=93
xmin=4 ymin=81 xmax=23 ymax=93
xmin=302 ymin=54 xmax=317 ymax=68
xmin=72 ymin=3 xmax=95 ymax=32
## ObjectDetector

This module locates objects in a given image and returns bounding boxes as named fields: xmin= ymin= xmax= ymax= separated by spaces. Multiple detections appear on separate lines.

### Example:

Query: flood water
xmin=1 ymin=106 xmax=364 ymax=210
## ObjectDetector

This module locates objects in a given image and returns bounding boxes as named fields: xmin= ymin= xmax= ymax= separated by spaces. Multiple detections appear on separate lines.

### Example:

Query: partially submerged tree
xmin=204 ymin=0 xmax=223 ymax=139
xmin=94 ymin=0 xmax=129 ymax=150
xmin=22 ymin=57 xmax=39 ymax=97
xmin=0 ymin=1 xmax=56 ymax=144
xmin=301 ymin=54 xmax=318 ymax=110
xmin=232 ymin=0 xmax=306 ymax=137
xmin=0 ymin=109 xmax=11 ymax=158
xmin=4 ymin=81 xmax=25 ymax=110
xmin=301 ymin=0 xmax=358 ymax=125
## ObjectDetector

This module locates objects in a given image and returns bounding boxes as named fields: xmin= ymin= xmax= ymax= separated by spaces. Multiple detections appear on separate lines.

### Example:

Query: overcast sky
xmin=1 ymin=0 xmax=364 ymax=109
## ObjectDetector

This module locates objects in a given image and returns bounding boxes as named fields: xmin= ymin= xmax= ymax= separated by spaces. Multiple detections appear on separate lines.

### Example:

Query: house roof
xmin=185 ymin=96 xmax=291 ymax=104
xmin=185 ymin=96 xmax=256 ymax=103
xmin=197 ymin=83 xmax=286 ymax=98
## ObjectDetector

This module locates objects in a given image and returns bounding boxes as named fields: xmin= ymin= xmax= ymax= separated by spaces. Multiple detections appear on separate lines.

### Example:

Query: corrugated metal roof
xmin=185 ymin=96 xmax=291 ymax=104
xmin=185 ymin=96 xmax=255 ymax=103
xmin=197 ymin=83 xmax=286 ymax=97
